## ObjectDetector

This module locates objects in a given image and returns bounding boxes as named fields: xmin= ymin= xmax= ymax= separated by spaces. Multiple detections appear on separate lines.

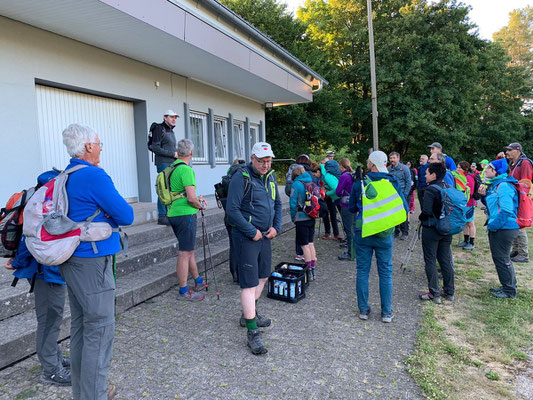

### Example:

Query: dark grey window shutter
xmin=244 ymin=117 xmax=250 ymax=161
xmin=227 ymin=113 xmax=234 ymax=163
xmin=183 ymin=102 xmax=190 ymax=139
xmin=208 ymin=108 xmax=215 ymax=168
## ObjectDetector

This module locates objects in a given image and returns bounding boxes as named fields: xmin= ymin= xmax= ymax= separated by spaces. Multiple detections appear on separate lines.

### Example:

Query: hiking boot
xmin=193 ymin=281 xmax=207 ymax=292
xmin=419 ymin=292 xmax=441 ymax=304
xmin=321 ymin=233 xmax=332 ymax=240
xmin=40 ymin=367 xmax=71 ymax=386
xmin=463 ymin=243 xmax=475 ymax=251
xmin=339 ymin=242 xmax=348 ymax=248
xmin=510 ymin=251 xmax=518 ymax=258
xmin=178 ymin=289 xmax=204 ymax=301
xmin=310 ymin=268 xmax=316 ymax=281
xmin=457 ymin=241 xmax=468 ymax=248
xmin=511 ymin=255 xmax=529 ymax=263
xmin=400 ymin=233 xmax=408 ymax=240
xmin=61 ymin=357 xmax=71 ymax=369
xmin=490 ymin=290 xmax=517 ymax=299
xmin=107 ymin=383 xmax=117 ymax=400
xmin=443 ymin=294 xmax=455 ymax=302
xmin=239 ymin=312 xmax=272 ymax=328
xmin=295 ymin=255 xmax=305 ymax=262
xmin=157 ymin=216 xmax=170 ymax=226
xmin=247 ymin=329 xmax=268 ymax=355
xmin=338 ymin=252 xmax=351 ymax=261
xmin=359 ymin=309 xmax=370 ymax=320
xmin=490 ymin=286 xmax=504 ymax=294
xmin=381 ymin=313 xmax=394 ymax=323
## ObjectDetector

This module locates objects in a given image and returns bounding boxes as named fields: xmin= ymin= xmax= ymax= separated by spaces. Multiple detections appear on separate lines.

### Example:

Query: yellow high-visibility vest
xmin=362 ymin=179 xmax=407 ymax=238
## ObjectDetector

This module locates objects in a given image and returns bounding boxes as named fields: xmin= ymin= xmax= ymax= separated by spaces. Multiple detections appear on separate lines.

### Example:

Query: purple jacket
xmin=336 ymin=171 xmax=353 ymax=207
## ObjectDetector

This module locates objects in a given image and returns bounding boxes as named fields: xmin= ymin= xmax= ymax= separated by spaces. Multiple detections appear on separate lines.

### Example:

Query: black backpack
xmin=214 ymin=164 xmax=251 ymax=211
xmin=147 ymin=122 xmax=166 ymax=162
xmin=471 ymin=172 xmax=482 ymax=200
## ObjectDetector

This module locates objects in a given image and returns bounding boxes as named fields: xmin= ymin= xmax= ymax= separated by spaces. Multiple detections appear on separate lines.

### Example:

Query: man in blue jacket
xmin=60 ymin=124 xmax=134 ymax=400
xmin=226 ymin=142 xmax=282 ymax=355
xmin=417 ymin=154 xmax=429 ymax=206
xmin=388 ymin=152 xmax=412 ymax=240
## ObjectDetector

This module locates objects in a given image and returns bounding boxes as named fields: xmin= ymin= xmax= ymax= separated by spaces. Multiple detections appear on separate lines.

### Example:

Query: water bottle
xmin=273 ymin=280 xmax=279 ymax=295
xmin=290 ymin=282 xmax=295 ymax=299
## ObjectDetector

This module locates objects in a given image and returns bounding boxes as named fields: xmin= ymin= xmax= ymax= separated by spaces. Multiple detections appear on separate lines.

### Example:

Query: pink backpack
xmin=23 ymin=165 xmax=115 ymax=265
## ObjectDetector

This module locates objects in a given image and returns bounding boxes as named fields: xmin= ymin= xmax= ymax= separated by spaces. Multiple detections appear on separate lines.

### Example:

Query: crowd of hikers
xmin=1 ymin=111 xmax=532 ymax=398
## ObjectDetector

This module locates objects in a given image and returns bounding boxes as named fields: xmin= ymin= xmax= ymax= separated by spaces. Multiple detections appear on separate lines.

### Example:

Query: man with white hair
xmin=167 ymin=138 xmax=207 ymax=301
xmin=60 ymin=124 xmax=134 ymax=400
xmin=151 ymin=110 xmax=179 ymax=225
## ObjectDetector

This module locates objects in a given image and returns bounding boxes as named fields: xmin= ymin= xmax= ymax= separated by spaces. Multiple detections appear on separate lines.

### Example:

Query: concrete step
xmin=0 ymin=215 xmax=294 ymax=369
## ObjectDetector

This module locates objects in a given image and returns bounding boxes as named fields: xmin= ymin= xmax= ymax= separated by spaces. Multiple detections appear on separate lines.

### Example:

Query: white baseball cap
xmin=368 ymin=150 xmax=388 ymax=173
xmin=164 ymin=109 xmax=179 ymax=117
xmin=251 ymin=142 xmax=275 ymax=158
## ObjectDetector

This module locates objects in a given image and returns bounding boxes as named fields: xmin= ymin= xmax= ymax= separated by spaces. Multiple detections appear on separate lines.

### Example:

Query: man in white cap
xmin=348 ymin=151 xmax=408 ymax=323
xmin=226 ymin=142 xmax=282 ymax=355
xmin=150 ymin=110 xmax=179 ymax=225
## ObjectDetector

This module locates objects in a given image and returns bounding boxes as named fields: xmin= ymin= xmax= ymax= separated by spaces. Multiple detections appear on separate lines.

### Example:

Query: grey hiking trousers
xmin=33 ymin=279 xmax=66 ymax=375
xmin=60 ymin=255 xmax=115 ymax=400
xmin=511 ymin=228 xmax=529 ymax=259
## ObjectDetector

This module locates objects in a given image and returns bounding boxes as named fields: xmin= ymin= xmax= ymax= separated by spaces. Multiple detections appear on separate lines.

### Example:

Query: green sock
xmin=245 ymin=317 xmax=257 ymax=331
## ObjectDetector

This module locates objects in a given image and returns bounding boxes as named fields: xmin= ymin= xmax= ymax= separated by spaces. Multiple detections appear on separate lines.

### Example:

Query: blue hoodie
xmin=289 ymin=172 xmax=313 ymax=222
xmin=349 ymin=172 xmax=408 ymax=232
xmin=486 ymin=173 xmax=519 ymax=231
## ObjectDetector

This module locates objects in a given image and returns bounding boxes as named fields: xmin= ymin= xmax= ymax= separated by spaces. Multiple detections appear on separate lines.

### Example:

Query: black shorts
xmin=232 ymin=231 xmax=272 ymax=289
xmin=169 ymin=214 xmax=197 ymax=251
xmin=295 ymin=219 xmax=315 ymax=246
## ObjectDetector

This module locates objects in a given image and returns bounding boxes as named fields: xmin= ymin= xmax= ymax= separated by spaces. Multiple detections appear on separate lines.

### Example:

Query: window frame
xmin=233 ymin=120 xmax=245 ymax=161
xmin=189 ymin=111 xmax=208 ymax=163
xmin=214 ymin=116 xmax=229 ymax=163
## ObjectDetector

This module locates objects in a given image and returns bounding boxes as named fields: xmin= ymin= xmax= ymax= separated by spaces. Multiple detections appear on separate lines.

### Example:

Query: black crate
xmin=274 ymin=261 xmax=310 ymax=287
xmin=267 ymin=262 xmax=307 ymax=303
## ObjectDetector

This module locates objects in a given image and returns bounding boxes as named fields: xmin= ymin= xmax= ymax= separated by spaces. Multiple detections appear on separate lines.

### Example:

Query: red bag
xmin=513 ymin=182 xmax=533 ymax=228
xmin=0 ymin=188 xmax=36 ymax=251
xmin=301 ymin=182 xmax=327 ymax=219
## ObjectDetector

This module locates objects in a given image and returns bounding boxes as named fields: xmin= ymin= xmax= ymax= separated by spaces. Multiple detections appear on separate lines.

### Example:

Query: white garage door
xmin=36 ymin=85 xmax=139 ymax=201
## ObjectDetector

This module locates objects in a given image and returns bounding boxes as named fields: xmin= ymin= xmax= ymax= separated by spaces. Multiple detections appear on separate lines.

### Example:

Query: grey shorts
xmin=169 ymin=214 xmax=197 ymax=251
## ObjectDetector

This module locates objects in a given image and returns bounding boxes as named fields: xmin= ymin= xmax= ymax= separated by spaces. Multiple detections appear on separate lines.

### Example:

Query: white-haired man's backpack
xmin=23 ymin=165 xmax=119 ymax=265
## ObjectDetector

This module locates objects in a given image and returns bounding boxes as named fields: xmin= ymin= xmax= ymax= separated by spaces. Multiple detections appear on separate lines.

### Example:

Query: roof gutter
xmin=197 ymin=0 xmax=328 ymax=88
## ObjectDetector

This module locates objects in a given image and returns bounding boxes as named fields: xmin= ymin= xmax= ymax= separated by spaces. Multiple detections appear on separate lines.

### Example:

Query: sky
xmin=280 ymin=0 xmax=532 ymax=40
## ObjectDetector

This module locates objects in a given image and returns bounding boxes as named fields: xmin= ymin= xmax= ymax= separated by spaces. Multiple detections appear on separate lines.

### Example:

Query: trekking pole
xmin=400 ymin=223 xmax=421 ymax=273
xmin=202 ymin=208 xmax=220 ymax=300
xmin=200 ymin=209 xmax=209 ymax=292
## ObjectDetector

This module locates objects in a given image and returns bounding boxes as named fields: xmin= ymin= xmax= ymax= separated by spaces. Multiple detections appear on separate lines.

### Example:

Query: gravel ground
xmin=0 ymin=223 xmax=427 ymax=400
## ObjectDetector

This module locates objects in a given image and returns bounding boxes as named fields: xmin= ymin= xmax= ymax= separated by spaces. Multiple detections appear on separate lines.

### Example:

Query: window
xmin=214 ymin=117 xmax=228 ymax=162
xmin=190 ymin=112 xmax=208 ymax=162
xmin=233 ymin=121 xmax=245 ymax=161
xmin=249 ymin=123 xmax=259 ymax=153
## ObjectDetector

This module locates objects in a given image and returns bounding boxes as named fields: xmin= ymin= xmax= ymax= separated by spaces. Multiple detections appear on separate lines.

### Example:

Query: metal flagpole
xmin=367 ymin=0 xmax=379 ymax=150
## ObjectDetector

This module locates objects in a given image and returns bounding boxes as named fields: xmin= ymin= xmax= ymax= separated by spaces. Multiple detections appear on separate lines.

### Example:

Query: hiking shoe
xmin=339 ymin=242 xmax=348 ymax=248
xmin=443 ymin=294 xmax=455 ymax=302
xmin=490 ymin=290 xmax=517 ymax=299
xmin=463 ymin=243 xmax=475 ymax=251
xmin=400 ymin=233 xmax=408 ymax=240
xmin=178 ymin=289 xmax=204 ymax=301
xmin=338 ymin=252 xmax=351 ymax=261
xmin=510 ymin=251 xmax=518 ymax=258
xmin=295 ymin=255 xmax=305 ymax=262
xmin=193 ymin=282 xmax=207 ymax=292
xmin=310 ymin=268 xmax=316 ymax=281
xmin=419 ymin=292 xmax=441 ymax=304
xmin=381 ymin=313 xmax=394 ymax=323
xmin=511 ymin=255 xmax=529 ymax=263
xmin=490 ymin=286 xmax=504 ymax=294
xmin=157 ymin=216 xmax=170 ymax=226
xmin=107 ymin=383 xmax=117 ymax=400
xmin=40 ymin=367 xmax=71 ymax=386
xmin=321 ymin=233 xmax=332 ymax=240
xmin=359 ymin=309 xmax=371 ymax=320
xmin=247 ymin=329 xmax=268 ymax=355
xmin=61 ymin=357 xmax=71 ymax=369
xmin=239 ymin=312 xmax=272 ymax=328
xmin=457 ymin=241 xmax=468 ymax=248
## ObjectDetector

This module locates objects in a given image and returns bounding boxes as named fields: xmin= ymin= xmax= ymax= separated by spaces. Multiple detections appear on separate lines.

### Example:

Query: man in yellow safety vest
xmin=348 ymin=150 xmax=408 ymax=323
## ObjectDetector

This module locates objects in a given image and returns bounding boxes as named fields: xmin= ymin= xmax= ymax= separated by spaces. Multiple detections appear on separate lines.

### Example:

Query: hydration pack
xmin=299 ymin=182 xmax=327 ymax=219
xmin=156 ymin=162 xmax=187 ymax=206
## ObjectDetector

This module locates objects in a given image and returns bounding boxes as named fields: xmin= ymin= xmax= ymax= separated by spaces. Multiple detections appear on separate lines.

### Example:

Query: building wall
xmin=0 ymin=16 xmax=265 ymax=204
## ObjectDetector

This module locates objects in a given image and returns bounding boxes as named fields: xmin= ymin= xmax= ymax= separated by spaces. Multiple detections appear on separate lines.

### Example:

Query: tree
xmin=493 ymin=7 xmax=533 ymax=72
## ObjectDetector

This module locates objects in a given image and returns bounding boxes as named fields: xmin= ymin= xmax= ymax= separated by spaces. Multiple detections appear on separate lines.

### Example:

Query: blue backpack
xmin=431 ymin=184 xmax=473 ymax=235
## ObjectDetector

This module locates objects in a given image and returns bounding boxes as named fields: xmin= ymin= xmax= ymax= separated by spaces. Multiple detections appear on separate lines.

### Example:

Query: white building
xmin=0 ymin=0 xmax=326 ymax=204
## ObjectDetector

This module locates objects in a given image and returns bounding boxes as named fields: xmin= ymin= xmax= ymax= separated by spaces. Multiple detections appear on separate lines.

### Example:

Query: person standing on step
xmin=388 ymin=152 xmax=412 ymax=240
xmin=505 ymin=142 xmax=532 ymax=263
xmin=418 ymin=162 xmax=455 ymax=304
xmin=5 ymin=170 xmax=71 ymax=387
xmin=478 ymin=158 xmax=520 ymax=298
xmin=151 ymin=110 xmax=179 ymax=226
xmin=167 ymin=139 xmax=207 ymax=301
xmin=226 ymin=142 xmax=282 ymax=355
xmin=349 ymin=151 xmax=408 ymax=323
xmin=60 ymin=124 xmax=134 ymax=400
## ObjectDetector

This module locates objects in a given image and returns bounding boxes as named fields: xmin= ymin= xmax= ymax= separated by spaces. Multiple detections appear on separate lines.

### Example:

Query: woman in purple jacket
xmin=336 ymin=158 xmax=355 ymax=260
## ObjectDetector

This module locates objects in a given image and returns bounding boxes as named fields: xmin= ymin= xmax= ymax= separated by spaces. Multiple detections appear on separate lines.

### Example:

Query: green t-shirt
xmin=167 ymin=160 xmax=198 ymax=217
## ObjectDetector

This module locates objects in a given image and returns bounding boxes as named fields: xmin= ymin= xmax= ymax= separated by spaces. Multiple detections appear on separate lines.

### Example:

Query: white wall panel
xmin=36 ymin=85 xmax=138 ymax=199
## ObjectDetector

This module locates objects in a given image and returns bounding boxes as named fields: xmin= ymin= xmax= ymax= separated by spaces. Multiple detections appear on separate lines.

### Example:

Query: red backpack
xmin=0 ymin=188 xmax=36 ymax=252
xmin=513 ymin=182 xmax=533 ymax=229
xmin=300 ymin=182 xmax=327 ymax=219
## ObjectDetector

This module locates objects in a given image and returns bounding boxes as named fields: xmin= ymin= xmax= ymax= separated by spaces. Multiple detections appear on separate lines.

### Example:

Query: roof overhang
xmin=0 ymin=0 xmax=324 ymax=104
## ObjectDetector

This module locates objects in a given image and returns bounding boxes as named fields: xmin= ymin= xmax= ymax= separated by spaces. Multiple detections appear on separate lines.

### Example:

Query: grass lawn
xmin=405 ymin=207 xmax=533 ymax=399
